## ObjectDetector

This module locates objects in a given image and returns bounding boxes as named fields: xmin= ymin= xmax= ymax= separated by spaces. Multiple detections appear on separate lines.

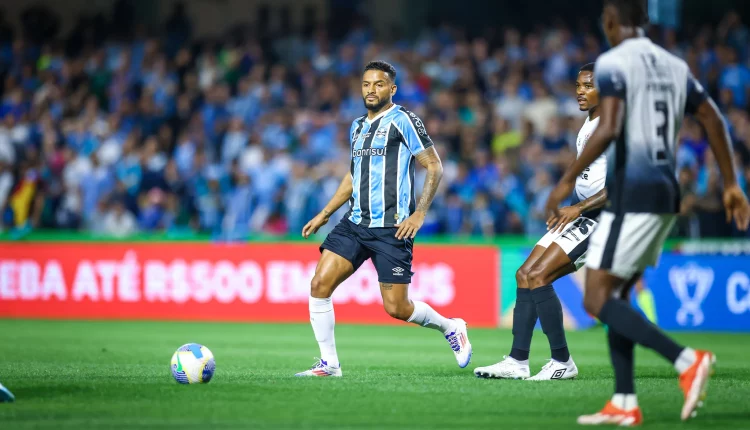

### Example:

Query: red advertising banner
xmin=0 ymin=243 xmax=499 ymax=327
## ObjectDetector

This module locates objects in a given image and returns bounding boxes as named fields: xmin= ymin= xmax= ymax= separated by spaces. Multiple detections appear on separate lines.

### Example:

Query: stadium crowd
xmin=0 ymin=4 xmax=749 ymax=240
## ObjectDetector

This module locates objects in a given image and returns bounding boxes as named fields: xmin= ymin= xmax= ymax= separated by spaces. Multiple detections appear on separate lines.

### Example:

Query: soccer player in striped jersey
xmin=474 ymin=63 xmax=606 ymax=381
xmin=545 ymin=0 xmax=750 ymax=425
xmin=295 ymin=61 xmax=472 ymax=377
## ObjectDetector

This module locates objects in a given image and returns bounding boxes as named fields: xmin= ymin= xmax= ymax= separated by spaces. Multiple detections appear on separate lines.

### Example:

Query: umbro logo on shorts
xmin=551 ymin=369 xmax=567 ymax=379
xmin=392 ymin=267 xmax=404 ymax=276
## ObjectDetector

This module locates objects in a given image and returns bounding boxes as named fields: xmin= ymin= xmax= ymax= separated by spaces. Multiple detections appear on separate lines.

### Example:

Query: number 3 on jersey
xmin=652 ymin=100 xmax=670 ymax=164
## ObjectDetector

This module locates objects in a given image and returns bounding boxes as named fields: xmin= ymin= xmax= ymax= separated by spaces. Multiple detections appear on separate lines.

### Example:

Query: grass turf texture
xmin=1 ymin=320 xmax=748 ymax=429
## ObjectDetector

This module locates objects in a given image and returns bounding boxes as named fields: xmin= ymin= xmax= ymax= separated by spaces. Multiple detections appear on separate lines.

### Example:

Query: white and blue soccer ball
xmin=171 ymin=343 xmax=215 ymax=384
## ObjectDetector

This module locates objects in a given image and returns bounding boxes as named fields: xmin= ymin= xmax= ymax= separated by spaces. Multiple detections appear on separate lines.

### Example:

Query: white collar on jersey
xmin=365 ymin=103 xmax=399 ymax=124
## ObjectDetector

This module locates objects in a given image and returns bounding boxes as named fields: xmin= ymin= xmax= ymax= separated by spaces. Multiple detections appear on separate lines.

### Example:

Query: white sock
xmin=407 ymin=301 xmax=457 ymax=335
xmin=674 ymin=347 xmax=697 ymax=374
xmin=611 ymin=393 xmax=638 ymax=411
xmin=309 ymin=296 xmax=339 ymax=368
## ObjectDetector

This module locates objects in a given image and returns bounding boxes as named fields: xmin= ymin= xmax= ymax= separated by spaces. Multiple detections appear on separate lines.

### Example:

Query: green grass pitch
xmin=1 ymin=320 xmax=749 ymax=429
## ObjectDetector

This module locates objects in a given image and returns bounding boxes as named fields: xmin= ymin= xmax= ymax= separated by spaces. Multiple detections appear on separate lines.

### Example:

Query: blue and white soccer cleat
xmin=294 ymin=358 xmax=342 ymax=377
xmin=445 ymin=318 xmax=472 ymax=368
xmin=0 ymin=382 xmax=14 ymax=402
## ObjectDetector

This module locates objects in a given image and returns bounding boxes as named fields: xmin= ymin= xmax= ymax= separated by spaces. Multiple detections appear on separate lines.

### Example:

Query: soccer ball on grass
xmin=171 ymin=343 xmax=215 ymax=384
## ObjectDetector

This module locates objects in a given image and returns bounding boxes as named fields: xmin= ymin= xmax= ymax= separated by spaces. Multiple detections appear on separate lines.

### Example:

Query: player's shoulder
xmin=595 ymin=45 xmax=629 ymax=71
xmin=393 ymin=105 xmax=426 ymax=126
xmin=350 ymin=114 xmax=367 ymax=133
xmin=351 ymin=114 xmax=367 ymax=127
xmin=391 ymin=104 xmax=409 ymax=119
xmin=395 ymin=105 xmax=426 ymax=127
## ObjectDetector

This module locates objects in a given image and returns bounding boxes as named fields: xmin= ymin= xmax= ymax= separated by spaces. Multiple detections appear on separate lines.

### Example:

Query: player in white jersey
xmin=474 ymin=63 xmax=608 ymax=381
xmin=545 ymin=0 xmax=750 ymax=426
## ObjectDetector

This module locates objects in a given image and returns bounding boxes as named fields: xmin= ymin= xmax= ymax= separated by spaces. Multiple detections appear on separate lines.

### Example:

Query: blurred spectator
xmin=101 ymin=198 xmax=138 ymax=238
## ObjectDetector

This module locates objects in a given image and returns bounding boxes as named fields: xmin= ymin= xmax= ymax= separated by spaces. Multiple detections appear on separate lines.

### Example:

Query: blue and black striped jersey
xmin=347 ymin=104 xmax=433 ymax=228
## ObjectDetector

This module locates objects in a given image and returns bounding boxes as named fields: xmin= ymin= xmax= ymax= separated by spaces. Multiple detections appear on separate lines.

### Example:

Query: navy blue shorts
xmin=320 ymin=218 xmax=414 ymax=284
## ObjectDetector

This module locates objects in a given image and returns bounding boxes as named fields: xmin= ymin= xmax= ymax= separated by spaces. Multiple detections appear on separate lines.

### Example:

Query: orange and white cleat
xmin=577 ymin=401 xmax=643 ymax=426
xmin=679 ymin=350 xmax=715 ymax=421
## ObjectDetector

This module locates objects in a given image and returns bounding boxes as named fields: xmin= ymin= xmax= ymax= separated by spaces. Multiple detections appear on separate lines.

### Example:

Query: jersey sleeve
xmin=594 ymin=55 xmax=627 ymax=99
xmin=394 ymin=109 xmax=434 ymax=156
xmin=685 ymin=73 xmax=708 ymax=115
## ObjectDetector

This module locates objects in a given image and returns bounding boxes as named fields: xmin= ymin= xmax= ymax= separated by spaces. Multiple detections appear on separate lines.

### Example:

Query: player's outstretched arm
xmin=693 ymin=97 xmax=750 ymax=230
xmin=545 ymin=97 xmax=622 ymax=218
xmin=547 ymin=188 xmax=607 ymax=233
xmin=694 ymin=97 xmax=736 ymax=186
xmin=302 ymin=174 xmax=353 ymax=238
xmin=394 ymin=146 xmax=443 ymax=240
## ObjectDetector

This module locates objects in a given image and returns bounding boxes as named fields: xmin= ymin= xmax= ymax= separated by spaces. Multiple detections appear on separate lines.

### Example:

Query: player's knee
xmin=515 ymin=267 xmax=530 ymax=289
xmin=383 ymin=299 xmax=411 ymax=321
xmin=526 ymin=266 xmax=550 ymax=290
xmin=310 ymin=275 xmax=333 ymax=298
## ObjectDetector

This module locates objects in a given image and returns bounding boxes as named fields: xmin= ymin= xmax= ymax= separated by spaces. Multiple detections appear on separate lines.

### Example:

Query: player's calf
xmin=380 ymin=283 xmax=472 ymax=368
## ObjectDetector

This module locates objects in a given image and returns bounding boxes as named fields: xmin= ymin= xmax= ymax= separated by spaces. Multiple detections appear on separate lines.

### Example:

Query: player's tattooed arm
xmin=395 ymin=146 xmax=442 ymax=240
xmin=415 ymin=146 xmax=443 ymax=214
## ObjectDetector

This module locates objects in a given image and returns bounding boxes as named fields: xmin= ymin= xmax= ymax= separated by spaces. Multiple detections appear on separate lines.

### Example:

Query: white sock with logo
xmin=611 ymin=393 xmax=638 ymax=411
xmin=309 ymin=296 xmax=339 ymax=368
xmin=674 ymin=347 xmax=697 ymax=374
xmin=407 ymin=301 xmax=457 ymax=335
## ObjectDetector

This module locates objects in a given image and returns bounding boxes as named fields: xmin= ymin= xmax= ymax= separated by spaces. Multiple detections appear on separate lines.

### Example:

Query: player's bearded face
xmin=576 ymin=71 xmax=599 ymax=111
xmin=362 ymin=70 xmax=395 ymax=111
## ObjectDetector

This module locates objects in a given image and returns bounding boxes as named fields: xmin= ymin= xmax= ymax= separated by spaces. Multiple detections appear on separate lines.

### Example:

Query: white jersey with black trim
xmin=574 ymin=116 xmax=606 ymax=202
xmin=594 ymin=36 xmax=708 ymax=214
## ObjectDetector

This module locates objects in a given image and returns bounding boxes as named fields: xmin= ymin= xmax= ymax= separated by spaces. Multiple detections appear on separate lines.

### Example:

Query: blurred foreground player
xmin=295 ymin=61 xmax=471 ymax=377
xmin=474 ymin=63 xmax=607 ymax=381
xmin=545 ymin=0 xmax=750 ymax=425
xmin=0 ymin=382 xmax=13 ymax=402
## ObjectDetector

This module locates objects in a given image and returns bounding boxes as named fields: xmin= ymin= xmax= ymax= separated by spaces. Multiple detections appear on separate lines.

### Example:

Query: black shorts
xmin=320 ymin=218 xmax=414 ymax=284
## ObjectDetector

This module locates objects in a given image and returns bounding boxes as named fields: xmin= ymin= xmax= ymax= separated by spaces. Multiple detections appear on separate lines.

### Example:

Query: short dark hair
xmin=580 ymin=63 xmax=595 ymax=73
xmin=604 ymin=0 xmax=649 ymax=27
xmin=364 ymin=61 xmax=397 ymax=82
